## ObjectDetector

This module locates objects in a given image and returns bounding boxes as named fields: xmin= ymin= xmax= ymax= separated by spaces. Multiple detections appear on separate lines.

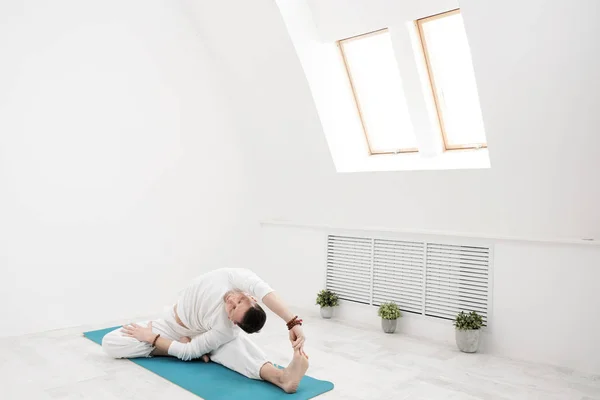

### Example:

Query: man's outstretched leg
xmin=259 ymin=350 xmax=309 ymax=394
xmin=209 ymin=334 xmax=309 ymax=394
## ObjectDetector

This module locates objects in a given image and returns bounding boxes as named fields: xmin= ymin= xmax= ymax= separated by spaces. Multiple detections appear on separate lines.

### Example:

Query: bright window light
xmin=339 ymin=29 xmax=418 ymax=154
xmin=417 ymin=10 xmax=486 ymax=150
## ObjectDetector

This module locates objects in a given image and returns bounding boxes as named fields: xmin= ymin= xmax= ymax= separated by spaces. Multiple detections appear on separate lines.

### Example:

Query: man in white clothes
xmin=102 ymin=268 xmax=309 ymax=393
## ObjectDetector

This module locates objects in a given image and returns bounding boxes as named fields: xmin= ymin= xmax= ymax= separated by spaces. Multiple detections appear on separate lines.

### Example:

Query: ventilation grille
xmin=326 ymin=235 xmax=372 ymax=304
xmin=325 ymin=235 xmax=491 ymax=323
xmin=425 ymin=243 xmax=489 ymax=323
xmin=372 ymin=239 xmax=424 ymax=313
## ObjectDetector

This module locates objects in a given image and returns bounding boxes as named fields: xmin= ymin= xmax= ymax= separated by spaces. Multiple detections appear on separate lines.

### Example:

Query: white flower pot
xmin=320 ymin=306 xmax=334 ymax=319
xmin=455 ymin=329 xmax=480 ymax=353
xmin=381 ymin=318 xmax=397 ymax=333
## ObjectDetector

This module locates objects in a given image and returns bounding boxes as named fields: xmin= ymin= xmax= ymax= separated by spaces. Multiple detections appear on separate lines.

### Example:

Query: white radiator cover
xmin=326 ymin=236 xmax=372 ymax=304
xmin=326 ymin=235 xmax=492 ymax=324
xmin=373 ymin=238 xmax=425 ymax=313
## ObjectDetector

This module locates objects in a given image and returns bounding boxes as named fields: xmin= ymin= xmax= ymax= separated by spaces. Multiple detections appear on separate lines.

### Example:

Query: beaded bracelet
xmin=286 ymin=316 xmax=303 ymax=330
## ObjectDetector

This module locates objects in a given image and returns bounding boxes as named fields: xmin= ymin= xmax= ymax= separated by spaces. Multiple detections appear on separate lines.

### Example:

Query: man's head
xmin=223 ymin=290 xmax=267 ymax=333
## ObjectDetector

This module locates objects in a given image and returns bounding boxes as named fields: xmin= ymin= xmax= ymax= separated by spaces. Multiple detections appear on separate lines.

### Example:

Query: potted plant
xmin=378 ymin=302 xmax=401 ymax=333
xmin=454 ymin=311 xmax=483 ymax=353
xmin=316 ymin=289 xmax=339 ymax=319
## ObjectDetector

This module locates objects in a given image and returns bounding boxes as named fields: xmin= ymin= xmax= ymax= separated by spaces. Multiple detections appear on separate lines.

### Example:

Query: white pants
xmin=101 ymin=309 xmax=269 ymax=380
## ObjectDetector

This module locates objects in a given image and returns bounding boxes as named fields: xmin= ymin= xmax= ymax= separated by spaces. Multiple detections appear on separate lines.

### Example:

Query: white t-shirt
xmin=167 ymin=268 xmax=274 ymax=361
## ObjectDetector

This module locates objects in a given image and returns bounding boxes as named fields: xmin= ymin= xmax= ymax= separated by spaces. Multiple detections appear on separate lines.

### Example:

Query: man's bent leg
xmin=210 ymin=334 xmax=308 ymax=393
xmin=101 ymin=320 xmax=179 ymax=359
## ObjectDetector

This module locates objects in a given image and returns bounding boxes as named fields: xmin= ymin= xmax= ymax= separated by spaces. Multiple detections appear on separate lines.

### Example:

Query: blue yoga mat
xmin=84 ymin=327 xmax=334 ymax=400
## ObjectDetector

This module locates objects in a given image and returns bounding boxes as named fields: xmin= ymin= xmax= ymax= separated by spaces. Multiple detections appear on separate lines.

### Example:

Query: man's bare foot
xmin=280 ymin=350 xmax=309 ymax=394
xmin=179 ymin=336 xmax=191 ymax=343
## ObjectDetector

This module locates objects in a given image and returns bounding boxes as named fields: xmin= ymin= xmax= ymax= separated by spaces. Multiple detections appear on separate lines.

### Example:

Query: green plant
xmin=454 ymin=311 xmax=483 ymax=330
xmin=316 ymin=289 xmax=339 ymax=307
xmin=378 ymin=302 xmax=401 ymax=320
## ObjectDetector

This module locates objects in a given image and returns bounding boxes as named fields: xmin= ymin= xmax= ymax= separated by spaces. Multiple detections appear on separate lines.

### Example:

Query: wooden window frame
xmin=337 ymin=29 xmax=419 ymax=156
xmin=416 ymin=9 xmax=487 ymax=151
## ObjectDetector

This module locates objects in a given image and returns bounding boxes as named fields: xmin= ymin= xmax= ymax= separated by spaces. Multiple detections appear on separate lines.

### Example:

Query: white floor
xmin=2 ymin=314 xmax=600 ymax=400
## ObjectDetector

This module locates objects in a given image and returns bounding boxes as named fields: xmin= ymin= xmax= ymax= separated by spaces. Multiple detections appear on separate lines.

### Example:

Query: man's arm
xmin=150 ymin=335 xmax=175 ymax=357
xmin=262 ymin=292 xmax=294 ymax=323
xmin=151 ymin=336 xmax=209 ymax=362
xmin=121 ymin=323 xmax=233 ymax=361
xmin=229 ymin=269 xmax=293 ymax=321
xmin=262 ymin=291 xmax=307 ymax=357
xmin=228 ymin=268 xmax=275 ymax=302
xmin=167 ymin=329 xmax=233 ymax=361
xmin=228 ymin=269 xmax=307 ymax=356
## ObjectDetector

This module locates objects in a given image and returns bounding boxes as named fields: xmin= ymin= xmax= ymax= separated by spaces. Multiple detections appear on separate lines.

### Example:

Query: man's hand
xmin=289 ymin=325 xmax=307 ymax=358
xmin=261 ymin=292 xmax=308 ymax=358
xmin=121 ymin=322 xmax=156 ymax=343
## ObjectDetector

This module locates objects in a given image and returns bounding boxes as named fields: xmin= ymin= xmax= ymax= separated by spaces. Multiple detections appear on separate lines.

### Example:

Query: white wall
xmin=178 ymin=0 xmax=600 ymax=374
xmin=0 ymin=0 xmax=259 ymax=337
xmin=275 ymin=0 xmax=600 ymax=240
xmin=176 ymin=0 xmax=597 ymax=241
xmin=199 ymin=0 xmax=600 ymax=241
xmin=307 ymin=0 xmax=458 ymax=42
